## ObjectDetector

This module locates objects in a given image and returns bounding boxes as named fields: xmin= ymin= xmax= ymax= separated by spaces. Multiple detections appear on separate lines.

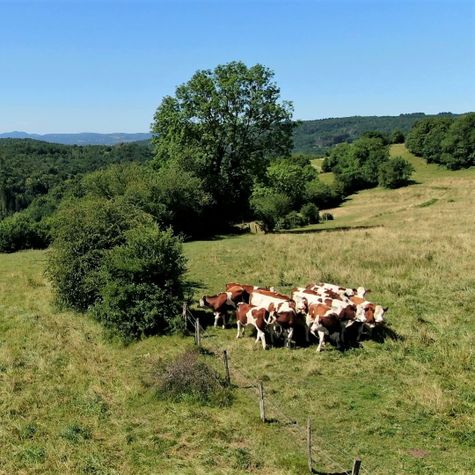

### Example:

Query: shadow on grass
xmin=282 ymin=224 xmax=384 ymax=235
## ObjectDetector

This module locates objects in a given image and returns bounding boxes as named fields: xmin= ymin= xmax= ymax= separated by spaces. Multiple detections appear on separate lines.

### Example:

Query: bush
xmin=155 ymin=349 xmax=232 ymax=406
xmin=250 ymin=187 xmax=292 ymax=231
xmin=391 ymin=130 xmax=405 ymax=144
xmin=378 ymin=157 xmax=415 ymax=189
xmin=305 ymin=179 xmax=342 ymax=209
xmin=0 ymin=211 xmax=49 ymax=252
xmin=46 ymin=197 xmax=151 ymax=311
xmin=321 ymin=212 xmax=334 ymax=221
xmin=300 ymin=203 xmax=320 ymax=224
xmin=92 ymin=225 xmax=187 ymax=341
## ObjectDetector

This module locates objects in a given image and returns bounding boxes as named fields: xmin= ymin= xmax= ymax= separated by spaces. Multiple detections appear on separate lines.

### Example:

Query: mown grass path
xmin=1 ymin=146 xmax=474 ymax=474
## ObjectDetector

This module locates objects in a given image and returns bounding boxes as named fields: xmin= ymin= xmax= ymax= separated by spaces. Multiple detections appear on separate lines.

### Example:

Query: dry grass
xmin=0 ymin=145 xmax=474 ymax=474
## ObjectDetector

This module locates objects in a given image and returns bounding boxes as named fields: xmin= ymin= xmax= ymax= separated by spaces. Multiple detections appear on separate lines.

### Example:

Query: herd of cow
xmin=199 ymin=282 xmax=388 ymax=351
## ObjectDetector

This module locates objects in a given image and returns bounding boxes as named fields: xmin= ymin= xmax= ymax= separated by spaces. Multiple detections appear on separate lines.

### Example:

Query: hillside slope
xmin=1 ymin=146 xmax=474 ymax=474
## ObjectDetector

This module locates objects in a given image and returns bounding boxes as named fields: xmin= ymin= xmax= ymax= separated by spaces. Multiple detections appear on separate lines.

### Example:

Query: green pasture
xmin=1 ymin=146 xmax=474 ymax=474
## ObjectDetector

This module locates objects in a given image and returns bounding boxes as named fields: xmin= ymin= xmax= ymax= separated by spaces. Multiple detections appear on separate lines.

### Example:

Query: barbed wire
xmin=183 ymin=306 xmax=370 ymax=474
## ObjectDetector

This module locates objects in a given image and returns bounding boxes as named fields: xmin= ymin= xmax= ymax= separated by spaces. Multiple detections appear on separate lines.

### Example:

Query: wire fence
xmin=182 ymin=304 xmax=370 ymax=474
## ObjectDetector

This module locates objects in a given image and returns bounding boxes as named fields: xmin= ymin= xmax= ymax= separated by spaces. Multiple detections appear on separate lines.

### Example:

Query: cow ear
xmin=366 ymin=289 xmax=372 ymax=293
xmin=383 ymin=306 xmax=389 ymax=312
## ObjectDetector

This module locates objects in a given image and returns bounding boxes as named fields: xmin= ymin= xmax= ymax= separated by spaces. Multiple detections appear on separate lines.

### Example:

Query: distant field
xmin=1 ymin=146 xmax=474 ymax=474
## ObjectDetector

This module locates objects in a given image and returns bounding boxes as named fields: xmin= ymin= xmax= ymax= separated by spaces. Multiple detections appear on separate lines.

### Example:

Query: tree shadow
xmin=281 ymin=224 xmax=384 ymax=235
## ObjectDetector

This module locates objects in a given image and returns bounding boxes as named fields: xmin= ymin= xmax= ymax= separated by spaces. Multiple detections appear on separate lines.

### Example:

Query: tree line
xmin=406 ymin=113 xmax=475 ymax=169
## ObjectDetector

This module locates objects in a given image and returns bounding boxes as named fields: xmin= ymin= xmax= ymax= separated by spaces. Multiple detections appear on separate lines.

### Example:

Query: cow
xmin=349 ymin=296 xmax=387 ymax=328
xmin=249 ymin=289 xmax=305 ymax=347
xmin=307 ymin=282 xmax=370 ymax=300
xmin=199 ymin=286 xmax=248 ymax=328
xmin=235 ymin=303 xmax=270 ymax=350
xmin=306 ymin=300 xmax=360 ymax=351
xmin=226 ymin=282 xmax=273 ymax=298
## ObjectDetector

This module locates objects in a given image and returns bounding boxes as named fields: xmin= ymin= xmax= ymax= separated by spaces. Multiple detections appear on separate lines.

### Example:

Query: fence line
xmin=182 ymin=304 xmax=369 ymax=474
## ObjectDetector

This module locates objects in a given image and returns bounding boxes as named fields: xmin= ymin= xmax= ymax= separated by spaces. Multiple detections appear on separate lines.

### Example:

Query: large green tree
xmin=151 ymin=62 xmax=294 ymax=217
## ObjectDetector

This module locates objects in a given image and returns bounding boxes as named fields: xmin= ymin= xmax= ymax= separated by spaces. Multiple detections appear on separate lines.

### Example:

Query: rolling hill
xmin=1 ymin=145 xmax=474 ymax=473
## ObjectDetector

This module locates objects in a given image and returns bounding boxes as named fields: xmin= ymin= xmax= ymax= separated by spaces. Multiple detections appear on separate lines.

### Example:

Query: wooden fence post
xmin=182 ymin=302 xmax=187 ymax=321
xmin=223 ymin=350 xmax=231 ymax=386
xmin=352 ymin=458 xmax=362 ymax=475
xmin=258 ymin=381 xmax=266 ymax=422
xmin=195 ymin=317 xmax=201 ymax=346
xmin=307 ymin=417 xmax=312 ymax=473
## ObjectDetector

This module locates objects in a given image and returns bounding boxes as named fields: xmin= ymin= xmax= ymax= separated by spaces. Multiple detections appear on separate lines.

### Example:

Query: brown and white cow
xmin=307 ymin=282 xmax=370 ymax=300
xmin=199 ymin=286 xmax=248 ymax=328
xmin=225 ymin=282 xmax=272 ymax=298
xmin=349 ymin=296 xmax=387 ymax=329
xmin=235 ymin=303 xmax=270 ymax=350
xmin=249 ymin=289 xmax=304 ymax=347
xmin=306 ymin=300 xmax=359 ymax=351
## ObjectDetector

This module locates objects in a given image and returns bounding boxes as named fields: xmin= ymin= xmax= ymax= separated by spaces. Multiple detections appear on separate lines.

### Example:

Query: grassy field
xmin=1 ymin=146 xmax=474 ymax=474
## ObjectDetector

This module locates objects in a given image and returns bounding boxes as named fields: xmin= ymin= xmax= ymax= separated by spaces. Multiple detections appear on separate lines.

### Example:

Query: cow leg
xmin=257 ymin=329 xmax=266 ymax=350
xmin=305 ymin=325 xmax=311 ymax=343
xmin=222 ymin=313 xmax=226 ymax=329
xmin=236 ymin=320 xmax=241 ymax=339
xmin=286 ymin=328 xmax=294 ymax=348
xmin=317 ymin=330 xmax=326 ymax=352
xmin=214 ymin=312 xmax=220 ymax=328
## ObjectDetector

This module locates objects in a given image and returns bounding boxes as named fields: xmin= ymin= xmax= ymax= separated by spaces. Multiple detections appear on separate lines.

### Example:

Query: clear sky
xmin=1 ymin=0 xmax=474 ymax=133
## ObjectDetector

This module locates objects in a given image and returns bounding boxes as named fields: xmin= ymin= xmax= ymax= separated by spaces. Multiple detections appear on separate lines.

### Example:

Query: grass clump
xmin=61 ymin=423 xmax=92 ymax=443
xmin=155 ymin=348 xmax=232 ymax=407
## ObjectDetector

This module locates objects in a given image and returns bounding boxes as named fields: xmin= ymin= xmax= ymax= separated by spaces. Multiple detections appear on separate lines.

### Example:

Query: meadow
xmin=0 ymin=146 xmax=474 ymax=474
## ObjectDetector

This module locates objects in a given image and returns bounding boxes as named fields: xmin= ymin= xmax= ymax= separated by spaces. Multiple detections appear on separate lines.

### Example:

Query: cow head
xmin=374 ymin=305 xmax=387 ymax=324
xmin=199 ymin=297 xmax=207 ymax=308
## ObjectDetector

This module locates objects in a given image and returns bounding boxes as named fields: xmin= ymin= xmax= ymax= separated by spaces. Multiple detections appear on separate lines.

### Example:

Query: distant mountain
xmin=0 ymin=112 xmax=462 ymax=150
xmin=0 ymin=131 xmax=152 ymax=145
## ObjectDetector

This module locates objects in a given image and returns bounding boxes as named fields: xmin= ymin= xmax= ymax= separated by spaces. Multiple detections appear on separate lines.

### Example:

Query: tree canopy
xmin=151 ymin=61 xmax=294 ymax=218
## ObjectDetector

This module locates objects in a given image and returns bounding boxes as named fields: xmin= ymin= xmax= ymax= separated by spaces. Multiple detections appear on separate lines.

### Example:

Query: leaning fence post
xmin=195 ymin=317 xmax=201 ymax=346
xmin=258 ymin=381 xmax=266 ymax=422
xmin=182 ymin=302 xmax=187 ymax=320
xmin=223 ymin=350 xmax=231 ymax=386
xmin=307 ymin=417 xmax=312 ymax=473
xmin=352 ymin=458 xmax=362 ymax=475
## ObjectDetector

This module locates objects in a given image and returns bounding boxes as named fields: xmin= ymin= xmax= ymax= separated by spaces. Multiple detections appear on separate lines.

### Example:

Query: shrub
xmin=305 ymin=179 xmax=342 ymax=209
xmin=155 ymin=349 xmax=232 ymax=406
xmin=378 ymin=157 xmax=415 ymax=189
xmin=46 ymin=197 xmax=151 ymax=311
xmin=92 ymin=225 xmax=187 ymax=341
xmin=274 ymin=211 xmax=306 ymax=230
xmin=250 ymin=187 xmax=292 ymax=231
xmin=0 ymin=211 xmax=49 ymax=252
xmin=391 ymin=129 xmax=405 ymax=144
xmin=300 ymin=203 xmax=320 ymax=224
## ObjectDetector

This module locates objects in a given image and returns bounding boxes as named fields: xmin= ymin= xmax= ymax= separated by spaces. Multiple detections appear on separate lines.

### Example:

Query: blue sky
xmin=1 ymin=0 xmax=474 ymax=133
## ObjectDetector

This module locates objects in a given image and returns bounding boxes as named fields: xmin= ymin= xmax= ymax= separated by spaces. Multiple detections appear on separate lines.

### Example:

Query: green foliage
xmin=46 ymin=197 xmax=151 ymax=312
xmin=155 ymin=349 xmax=232 ymax=406
xmin=361 ymin=130 xmax=390 ymax=144
xmin=249 ymin=186 xmax=292 ymax=231
xmin=305 ymin=178 xmax=341 ymax=209
xmin=440 ymin=113 xmax=475 ymax=169
xmin=0 ymin=139 xmax=153 ymax=220
xmin=300 ymin=202 xmax=320 ymax=224
xmin=292 ymin=113 xmax=452 ymax=154
xmin=151 ymin=61 xmax=294 ymax=218
xmin=79 ymin=162 xmax=211 ymax=238
xmin=378 ymin=157 xmax=415 ymax=189
xmin=92 ymin=225 xmax=187 ymax=341
xmin=391 ymin=129 xmax=405 ymax=144
xmin=326 ymin=136 xmax=390 ymax=194
xmin=266 ymin=157 xmax=316 ymax=207
xmin=0 ymin=211 xmax=48 ymax=252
